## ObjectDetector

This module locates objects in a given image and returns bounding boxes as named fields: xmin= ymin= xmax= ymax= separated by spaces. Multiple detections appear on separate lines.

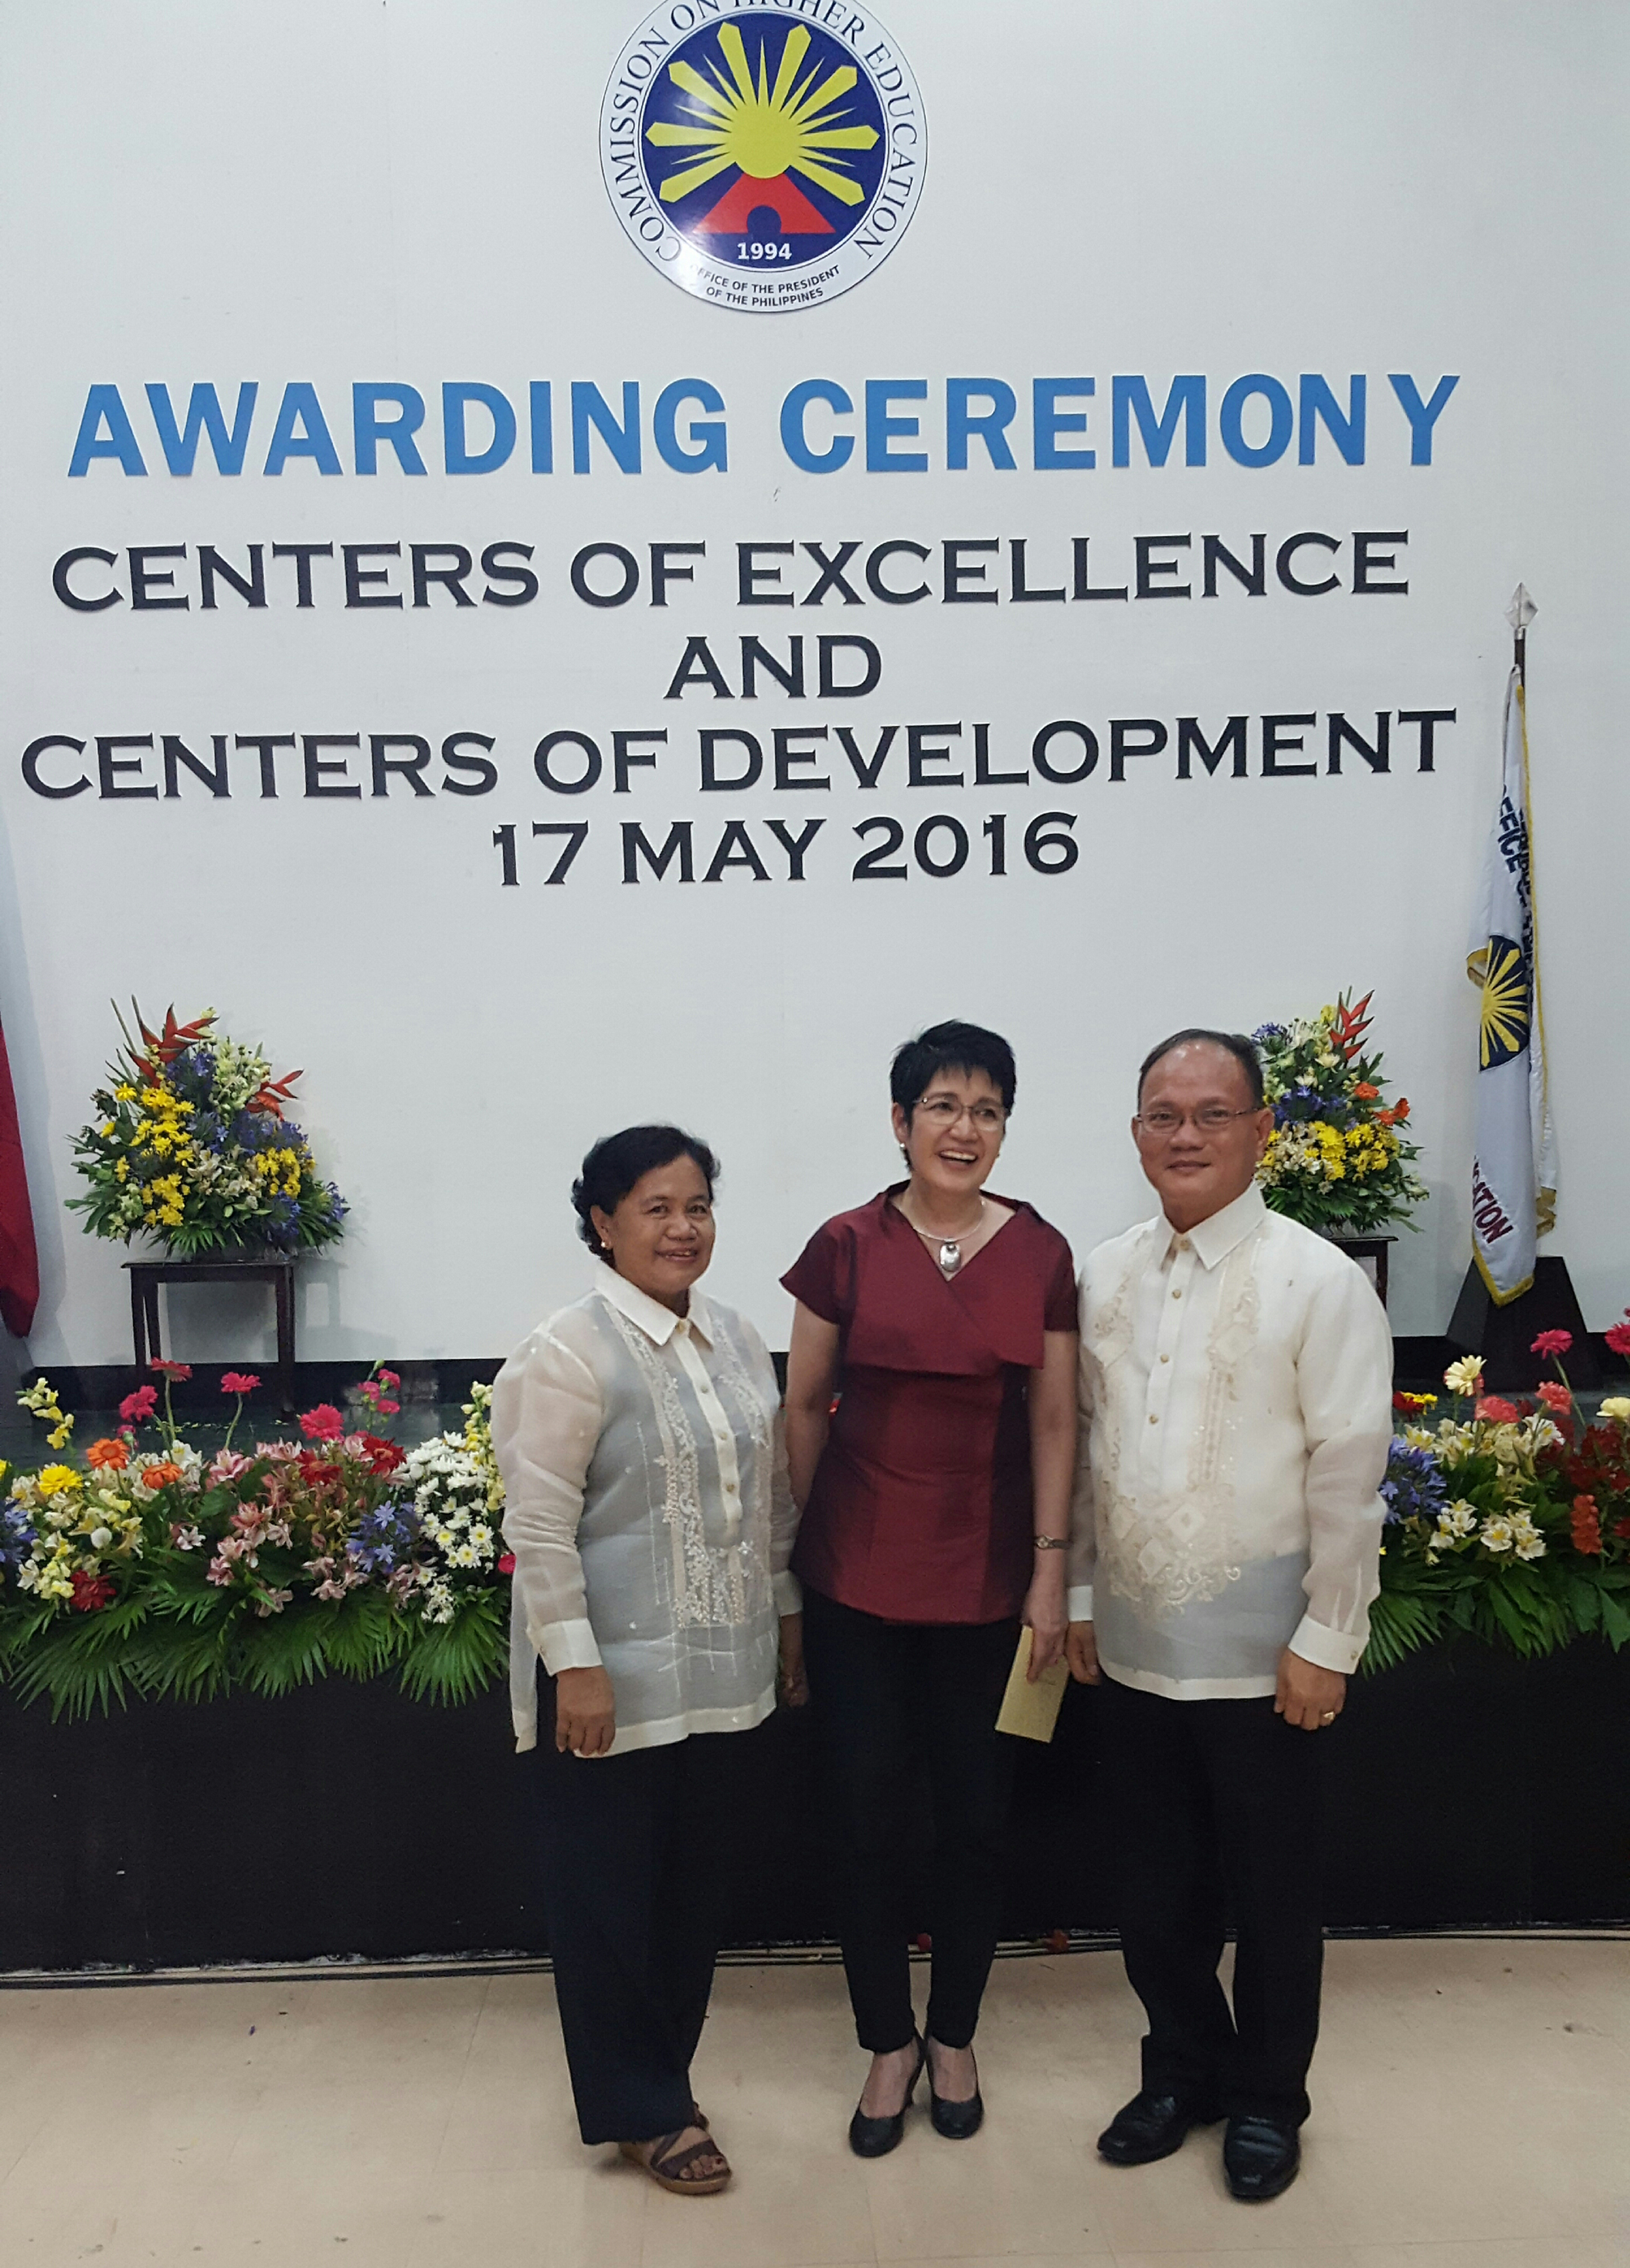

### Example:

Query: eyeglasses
xmin=917 ymin=1097 xmax=1007 ymax=1131
xmin=1136 ymin=1106 xmax=1260 ymax=1137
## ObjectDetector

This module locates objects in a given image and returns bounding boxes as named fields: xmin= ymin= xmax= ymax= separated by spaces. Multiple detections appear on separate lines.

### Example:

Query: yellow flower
xmin=37 ymin=1464 xmax=82 ymax=1498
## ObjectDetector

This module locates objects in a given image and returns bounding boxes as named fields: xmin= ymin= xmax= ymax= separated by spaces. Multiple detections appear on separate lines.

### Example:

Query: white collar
xmin=591 ymin=1259 xmax=714 ymax=1347
xmin=1153 ymin=1182 xmax=1268 ymax=1271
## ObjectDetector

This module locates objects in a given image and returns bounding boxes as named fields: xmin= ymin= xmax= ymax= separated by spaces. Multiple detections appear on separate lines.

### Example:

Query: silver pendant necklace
xmin=904 ymin=1197 xmax=986 ymax=1276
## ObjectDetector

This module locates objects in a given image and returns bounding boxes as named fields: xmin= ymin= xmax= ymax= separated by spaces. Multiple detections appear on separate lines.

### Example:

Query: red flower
xmin=1393 ymin=1390 xmax=1433 ymax=1414
xmin=119 ymin=1385 xmax=158 ymax=1425
xmin=1571 ymin=1495 xmax=1603 ymax=1555
xmin=1605 ymin=1322 xmax=1630 ymax=1357
xmin=220 ymin=1372 xmax=262 ymax=1395
xmin=1535 ymin=1381 xmax=1573 ymax=1416
xmin=69 ymin=1569 xmax=115 ymax=1613
xmin=149 ymin=1358 xmax=193 ymax=1381
xmin=297 ymin=1452 xmax=342 ymax=1488
xmin=1392 ymin=1096 xmax=1410 ymax=1122
xmin=1530 ymin=1330 xmax=1573 ymax=1360
xmin=497 ymin=1552 xmax=516 ymax=1576
xmin=357 ymin=1433 xmax=405 ymax=1477
xmin=378 ymin=1369 xmax=400 ymax=1389
xmin=1475 ymin=1395 xmax=1522 ymax=1424
xmin=1353 ymin=1082 xmax=1380 ymax=1101
xmin=299 ymin=1403 xmax=346 ymax=1442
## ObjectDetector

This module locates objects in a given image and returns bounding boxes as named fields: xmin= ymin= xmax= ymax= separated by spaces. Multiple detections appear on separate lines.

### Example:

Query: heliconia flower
xmin=1530 ymin=1330 xmax=1573 ymax=1359
xmin=119 ymin=1386 xmax=159 ymax=1425
xmin=299 ymin=1404 xmax=346 ymax=1442
xmin=1534 ymin=1380 xmax=1573 ymax=1416
xmin=1474 ymin=1395 xmax=1522 ymax=1424
xmin=1570 ymin=1495 xmax=1603 ymax=1554
xmin=220 ymin=1372 xmax=261 ymax=1396
xmin=148 ymin=1358 xmax=193 ymax=1381
xmin=85 ymin=1437 xmax=130 ymax=1471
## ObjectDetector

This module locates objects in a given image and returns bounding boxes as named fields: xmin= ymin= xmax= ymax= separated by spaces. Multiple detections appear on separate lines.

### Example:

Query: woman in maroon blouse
xmin=782 ymin=1021 xmax=1078 ymax=2156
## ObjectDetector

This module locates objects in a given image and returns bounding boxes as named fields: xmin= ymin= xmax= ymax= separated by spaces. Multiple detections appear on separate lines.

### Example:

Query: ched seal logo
xmin=601 ymin=5 xmax=925 ymax=312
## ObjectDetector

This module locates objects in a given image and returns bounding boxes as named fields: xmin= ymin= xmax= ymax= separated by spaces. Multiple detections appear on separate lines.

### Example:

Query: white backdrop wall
xmin=1 ymin=0 xmax=1625 ymax=1366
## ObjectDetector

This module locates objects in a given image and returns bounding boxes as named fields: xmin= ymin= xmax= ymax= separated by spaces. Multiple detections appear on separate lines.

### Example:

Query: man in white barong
xmin=1067 ymin=1029 xmax=1393 ymax=2201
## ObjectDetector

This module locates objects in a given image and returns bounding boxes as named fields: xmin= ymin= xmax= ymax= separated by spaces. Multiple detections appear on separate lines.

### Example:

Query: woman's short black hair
xmin=1136 ymin=1028 xmax=1265 ymax=1109
xmin=571 ymin=1125 xmax=719 ymax=1257
xmin=889 ymin=1020 xmax=1017 ymax=1117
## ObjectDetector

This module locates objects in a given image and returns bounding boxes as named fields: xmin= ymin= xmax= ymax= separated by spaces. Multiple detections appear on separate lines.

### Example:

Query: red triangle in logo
xmin=694 ymin=171 xmax=836 ymax=235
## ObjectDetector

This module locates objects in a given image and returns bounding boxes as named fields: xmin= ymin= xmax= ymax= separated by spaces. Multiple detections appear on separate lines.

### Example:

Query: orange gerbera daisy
xmin=85 ymin=1437 xmax=130 ymax=1470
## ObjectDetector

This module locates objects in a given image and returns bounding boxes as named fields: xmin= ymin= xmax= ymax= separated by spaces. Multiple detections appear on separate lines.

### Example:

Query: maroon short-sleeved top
xmin=781 ymin=1187 xmax=1077 ymax=1625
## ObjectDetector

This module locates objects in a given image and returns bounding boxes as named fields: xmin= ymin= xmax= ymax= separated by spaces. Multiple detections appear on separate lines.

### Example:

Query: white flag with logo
xmin=1466 ymin=666 xmax=1556 ymax=1302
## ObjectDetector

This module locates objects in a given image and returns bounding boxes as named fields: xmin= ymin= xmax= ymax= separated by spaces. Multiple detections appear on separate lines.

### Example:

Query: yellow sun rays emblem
xmin=646 ymin=22 xmax=880 ymax=206
xmin=1477 ymin=936 xmax=1531 ymax=1069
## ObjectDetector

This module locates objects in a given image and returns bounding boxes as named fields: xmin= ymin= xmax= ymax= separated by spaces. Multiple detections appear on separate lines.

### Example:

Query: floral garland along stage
xmin=1254 ymin=992 xmax=1429 ymax=1236
xmin=1371 ymin=1322 xmax=1630 ymax=1669
xmin=68 ymin=1004 xmax=346 ymax=1256
xmin=0 ymin=1364 xmax=511 ymax=1716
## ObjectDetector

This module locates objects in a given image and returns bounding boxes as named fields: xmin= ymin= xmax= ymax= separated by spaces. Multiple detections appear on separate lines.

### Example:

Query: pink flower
xmin=207 ymin=1450 xmax=253 ymax=1485
xmin=119 ymin=1385 xmax=158 ymax=1425
xmin=1605 ymin=1321 xmax=1630 ymax=1358
xmin=170 ymin=1524 xmax=205 ymax=1551
xmin=299 ymin=1403 xmax=345 ymax=1442
xmin=149 ymin=1358 xmax=192 ymax=1381
xmin=1475 ymin=1395 xmax=1523 ymax=1424
xmin=378 ymin=1369 xmax=400 ymax=1389
xmin=206 ymin=1555 xmax=235 ymax=1587
xmin=220 ymin=1372 xmax=261 ymax=1396
xmin=497 ymin=1552 xmax=516 ymax=1576
xmin=1530 ymin=1330 xmax=1573 ymax=1359
xmin=1535 ymin=1381 xmax=1573 ymax=1416
xmin=254 ymin=1587 xmax=293 ymax=1618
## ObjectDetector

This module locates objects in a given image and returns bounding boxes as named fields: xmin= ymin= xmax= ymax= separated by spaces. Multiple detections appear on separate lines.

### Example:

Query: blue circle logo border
xmin=600 ymin=4 xmax=926 ymax=313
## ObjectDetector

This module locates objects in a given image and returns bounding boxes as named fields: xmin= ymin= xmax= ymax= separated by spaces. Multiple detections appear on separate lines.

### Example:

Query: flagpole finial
xmin=1505 ymin=584 xmax=1537 ymax=632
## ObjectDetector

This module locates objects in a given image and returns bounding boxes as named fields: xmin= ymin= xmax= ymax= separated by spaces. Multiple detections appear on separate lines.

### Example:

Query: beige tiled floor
xmin=1 ymin=1939 xmax=1627 ymax=2267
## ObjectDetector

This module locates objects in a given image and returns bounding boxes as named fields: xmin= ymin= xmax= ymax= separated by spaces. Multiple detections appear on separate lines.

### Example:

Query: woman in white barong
xmin=492 ymin=1125 xmax=802 ymax=2198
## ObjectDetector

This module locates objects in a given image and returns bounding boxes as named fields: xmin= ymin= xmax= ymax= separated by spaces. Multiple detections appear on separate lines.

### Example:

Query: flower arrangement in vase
xmin=68 ymin=1004 xmax=346 ymax=1257
xmin=1254 ymin=991 xmax=1427 ymax=1236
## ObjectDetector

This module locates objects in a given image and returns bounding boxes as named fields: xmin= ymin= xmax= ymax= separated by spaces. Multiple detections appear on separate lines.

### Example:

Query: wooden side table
xmin=124 ymin=1255 xmax=299 ymax=1414
xmin=1325 ymin=1232 xmax=1397 ymax=1309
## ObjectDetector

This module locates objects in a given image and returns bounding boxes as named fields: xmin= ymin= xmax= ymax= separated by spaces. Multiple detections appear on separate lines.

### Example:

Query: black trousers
xmin=801 ymin=1586 xmax=1020 ymax=2054
xmin=1098 ymin=1673 xmax=1327 ymax=2126
xmin=527 ymin=1683 xmax=750 ymax=2146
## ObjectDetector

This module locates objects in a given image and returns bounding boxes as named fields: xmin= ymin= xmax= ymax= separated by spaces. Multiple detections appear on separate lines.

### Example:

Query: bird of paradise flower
xmin=645 ymin=22 xmax=880 ymax=237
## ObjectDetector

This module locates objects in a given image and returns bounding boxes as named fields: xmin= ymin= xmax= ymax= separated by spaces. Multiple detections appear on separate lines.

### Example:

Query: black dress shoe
xmin=1097 ymin=2089 xmax=1224 ymax=2166
xmin=1223 ymin=2114 xmax=1301 ymax=2201
xmin=848 ymin=2036 xmax=926 ymax=2158
xmin=927 ymin=2044 xmax=984 ymax=2140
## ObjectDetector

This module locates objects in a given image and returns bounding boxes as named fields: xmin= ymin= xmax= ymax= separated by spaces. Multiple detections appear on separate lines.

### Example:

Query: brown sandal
xmin=618 ymin=2125 xmax=732 ymax=2196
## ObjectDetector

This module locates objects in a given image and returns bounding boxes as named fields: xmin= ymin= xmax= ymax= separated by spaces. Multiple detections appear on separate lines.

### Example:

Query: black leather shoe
xmin=1097 ymin=2089 xmax=1224 ymax=2166
xmin=926 ymin=2043 xmax=984 ymax=2140
xmin=848 ymin=2037 xmax=926 ymax=2158
xmin=1223 ymin=2114 xmax=1301 ymax=2201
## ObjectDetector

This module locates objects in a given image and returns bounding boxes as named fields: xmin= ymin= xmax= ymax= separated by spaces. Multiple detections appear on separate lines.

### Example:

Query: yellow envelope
xmin=995 ymin=1626 xmax=1069 ymax=1742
